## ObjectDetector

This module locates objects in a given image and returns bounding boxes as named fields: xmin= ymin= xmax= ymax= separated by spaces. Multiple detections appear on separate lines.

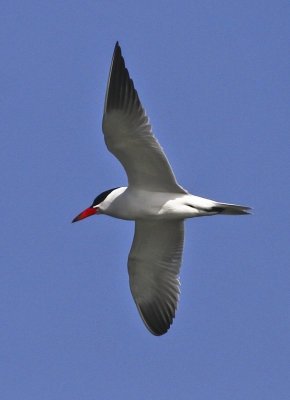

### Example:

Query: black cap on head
xmin=91 ymin=188 xmax=120 ymax=207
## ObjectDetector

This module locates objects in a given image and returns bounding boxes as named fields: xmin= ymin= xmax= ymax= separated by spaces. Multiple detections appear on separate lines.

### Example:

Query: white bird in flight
xmin=72 ymin=42 xmax=251 ymax=336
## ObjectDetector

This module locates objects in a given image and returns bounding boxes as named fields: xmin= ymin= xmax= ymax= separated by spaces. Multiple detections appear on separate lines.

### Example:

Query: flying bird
xmin=72 ymin=42 xmax=251 ymax=336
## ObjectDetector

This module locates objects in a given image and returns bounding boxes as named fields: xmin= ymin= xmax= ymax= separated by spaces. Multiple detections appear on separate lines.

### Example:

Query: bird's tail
xmin=212 ymin=202 xmax=252 ymax=215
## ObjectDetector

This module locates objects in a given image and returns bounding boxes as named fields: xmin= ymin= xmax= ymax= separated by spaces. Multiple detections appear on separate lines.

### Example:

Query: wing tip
xmin=104 ymin=41 xmax=128 ymax=114
xmin=114 ymin=41 xmax=121 ymax=56
xmin=136 ymin=302 xmax=175 ymax=336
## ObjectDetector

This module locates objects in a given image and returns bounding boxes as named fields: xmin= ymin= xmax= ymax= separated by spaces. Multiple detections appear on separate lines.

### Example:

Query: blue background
xmin=1 ymin=1 xmax=289 ymax=399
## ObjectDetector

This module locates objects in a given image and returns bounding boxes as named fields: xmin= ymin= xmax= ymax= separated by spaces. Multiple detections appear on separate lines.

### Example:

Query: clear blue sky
xmin=1 ymin=1 xmax=289 ymax=399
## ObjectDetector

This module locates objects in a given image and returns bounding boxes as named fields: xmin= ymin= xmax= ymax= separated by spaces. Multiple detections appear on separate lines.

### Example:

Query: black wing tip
xmin=104 ymin=40 xmax=141 ymax=115
xmin=113 ymin=42 xmax=122 ymax=63
xmin=137 ymin=303 xmax=175 ymax=336
xmin=144 ymin=319 xmax=171 ymax=337
xmin=114 ymin=41 xmax=121 ymax=55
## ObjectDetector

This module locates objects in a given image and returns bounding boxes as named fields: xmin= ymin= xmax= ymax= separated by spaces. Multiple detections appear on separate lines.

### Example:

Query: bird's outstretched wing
xmin=102 ymin=42 xmax=187 ymax=194
xmin=128 ymin=220 xmax=184 ymax=335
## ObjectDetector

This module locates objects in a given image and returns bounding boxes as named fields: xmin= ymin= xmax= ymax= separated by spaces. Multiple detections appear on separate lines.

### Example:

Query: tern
xmin=72 ymin=42 xmax=251 ymax=336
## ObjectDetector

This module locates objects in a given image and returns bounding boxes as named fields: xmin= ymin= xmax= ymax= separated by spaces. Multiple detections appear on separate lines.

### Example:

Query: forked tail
xmin=212 ymin=202 xmax=252 ymax=215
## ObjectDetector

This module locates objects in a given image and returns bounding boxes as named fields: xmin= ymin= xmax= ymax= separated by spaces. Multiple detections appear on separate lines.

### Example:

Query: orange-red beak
xmin=72 ymin=207 xmax=98 ymax=223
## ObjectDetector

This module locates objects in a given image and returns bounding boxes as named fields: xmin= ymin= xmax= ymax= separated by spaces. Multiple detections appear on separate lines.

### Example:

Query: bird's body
xmin=98 ymin=187 xmax=246 ymax=220
xmin=73 ymin=42 xmax=251 ymax=336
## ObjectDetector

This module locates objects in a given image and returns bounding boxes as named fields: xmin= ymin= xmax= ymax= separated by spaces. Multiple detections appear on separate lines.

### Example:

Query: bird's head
xmin=72 ymin=188 xmax=119 ymax=223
